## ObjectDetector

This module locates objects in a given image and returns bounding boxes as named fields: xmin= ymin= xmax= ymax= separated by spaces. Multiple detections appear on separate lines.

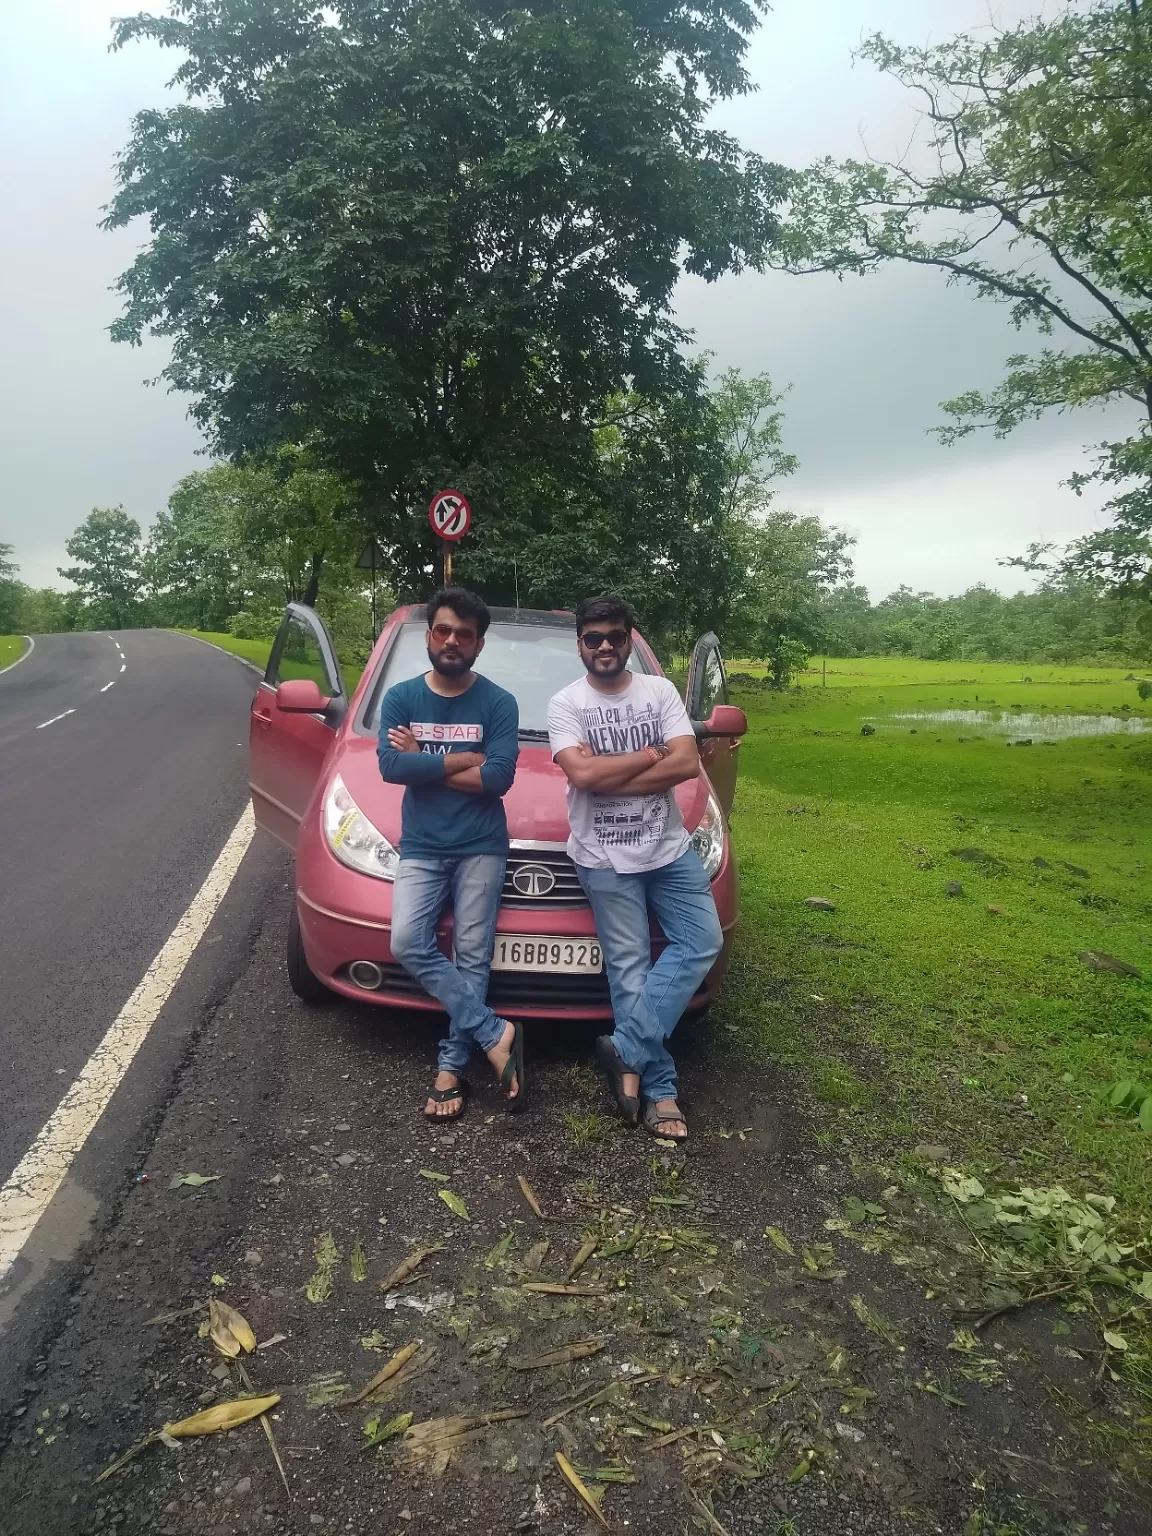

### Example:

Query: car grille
xmin=341 ymin=962 xmax=612 ymax=1010
xmin=501 ymin=846 xmax=587 ymax=908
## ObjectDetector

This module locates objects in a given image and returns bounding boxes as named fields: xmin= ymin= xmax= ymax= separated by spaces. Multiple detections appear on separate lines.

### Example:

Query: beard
xmin=581 ymin=649 xmax=628 ymax=679
xmin=428 ymin=644 xmax=474 ymax=678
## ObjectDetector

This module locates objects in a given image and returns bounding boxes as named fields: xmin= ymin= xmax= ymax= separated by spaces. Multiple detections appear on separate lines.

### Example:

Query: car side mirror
xmin=697 ymin=704 xmax=748 ymax=738
xmin=276 ymin=678 xmax=331 ymax=713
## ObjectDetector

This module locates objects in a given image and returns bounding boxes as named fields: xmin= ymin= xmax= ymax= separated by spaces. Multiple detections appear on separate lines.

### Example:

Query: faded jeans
xmin=389 ymin=854 xmax=506 ymax=1079
xmin=577 ymin=846 xmax=724 ymax=1104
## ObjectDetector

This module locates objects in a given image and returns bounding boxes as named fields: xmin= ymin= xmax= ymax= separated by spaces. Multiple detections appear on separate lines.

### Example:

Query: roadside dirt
xmin=1 ymin=888 xmax=1148 ymax=1536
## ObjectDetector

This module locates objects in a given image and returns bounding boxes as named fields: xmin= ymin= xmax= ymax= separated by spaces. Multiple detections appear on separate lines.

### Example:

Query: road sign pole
xmin=444 ymin=548 xmax=453 ymax=585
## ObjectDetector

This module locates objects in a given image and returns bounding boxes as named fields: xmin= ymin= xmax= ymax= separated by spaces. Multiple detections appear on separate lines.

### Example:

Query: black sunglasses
xmin=580 ymin=628 xmax=630 ymax=651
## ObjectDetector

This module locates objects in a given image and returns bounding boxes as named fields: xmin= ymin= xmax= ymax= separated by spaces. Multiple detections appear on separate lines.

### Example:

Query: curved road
xmin=0 ymin=630 xmax=284 ymax=1396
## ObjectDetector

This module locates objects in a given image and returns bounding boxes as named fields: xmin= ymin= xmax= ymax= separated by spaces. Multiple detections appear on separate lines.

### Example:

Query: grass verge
xmin=176 ymin=629 xmax=364 ymax=693
xmin=0 ymin=635 xmax=28 ymax=670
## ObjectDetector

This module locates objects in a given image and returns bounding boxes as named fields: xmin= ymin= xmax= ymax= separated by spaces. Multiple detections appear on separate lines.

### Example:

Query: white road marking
xmin=119 ymin=662 xmax=126 ymax=673
xmin=0 ymin=635 xmax=35 ymax=675
xmin=100 ymin=682 xmax=115 ymax=693
xmin=36 ymin=709 xmax=75 ymax=730
xmin=0 ymin=804 xmax=256 ymax=1283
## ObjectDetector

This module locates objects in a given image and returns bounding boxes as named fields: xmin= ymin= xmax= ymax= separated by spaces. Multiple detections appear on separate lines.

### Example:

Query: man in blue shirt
xmin=378 ymin=588 xmax=523 ymax=1119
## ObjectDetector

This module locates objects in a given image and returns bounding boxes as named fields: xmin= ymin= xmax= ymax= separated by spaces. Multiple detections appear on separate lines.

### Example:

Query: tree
xmin=0 ymin=544 xmax=22 ymax=633
xmin=106 ymin=0 xmax=786 ymax=590
xmin=774 ymin=2 xmax=1152 ymax=604
xmin=724 ymin=510 xmax=855 ymax=687
xmin=59 ymin=508 xmax=144 ymax=628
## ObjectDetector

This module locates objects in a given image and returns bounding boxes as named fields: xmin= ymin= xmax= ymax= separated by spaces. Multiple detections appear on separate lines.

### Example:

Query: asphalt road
xmin=0 ymin=630 xmax=285 ymax=1406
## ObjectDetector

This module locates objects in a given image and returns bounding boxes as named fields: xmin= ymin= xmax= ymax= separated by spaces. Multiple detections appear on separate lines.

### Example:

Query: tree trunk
xmin=302 ymin=551 xmax=324 ymax=607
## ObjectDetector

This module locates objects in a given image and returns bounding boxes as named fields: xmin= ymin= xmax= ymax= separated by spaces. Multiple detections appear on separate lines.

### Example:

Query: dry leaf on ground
xmin=208 ymin=1298 xmax=256 ymax=1357
xmin=518 ymin=1174 xmax=545 ymax=1218
xmin=510 ymin=1339 xmax=607 ymax=1370
xmin=555 ymin=1451 xmax=609 ymax=1528
xmin=342 ymin=1342 xmax=421 ymax=1407
xmin=379 ymin=1244 xmax=442 ymax=1294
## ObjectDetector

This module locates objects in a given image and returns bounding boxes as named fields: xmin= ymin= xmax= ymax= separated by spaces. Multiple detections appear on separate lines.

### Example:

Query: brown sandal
xmin=642 ymin=1100 xmax=687 ymax=1141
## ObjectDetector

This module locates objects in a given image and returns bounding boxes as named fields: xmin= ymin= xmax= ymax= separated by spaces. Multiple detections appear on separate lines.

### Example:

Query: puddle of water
xmin=872 ymin=709 xmax=1152 ymax=741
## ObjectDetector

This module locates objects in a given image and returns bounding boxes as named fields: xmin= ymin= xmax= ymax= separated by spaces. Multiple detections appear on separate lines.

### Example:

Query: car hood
xmin=334 ymin=737 xmax=712 ymax=843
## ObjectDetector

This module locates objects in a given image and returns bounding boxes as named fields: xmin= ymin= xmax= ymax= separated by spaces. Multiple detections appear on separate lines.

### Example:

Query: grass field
xmin=719 ymin=656 xmax=1152 ymax=1222
xmin=0 ymin=635 xmax=28 ymax=670
xmin=178 ymin=630 xmax=365 ymax=693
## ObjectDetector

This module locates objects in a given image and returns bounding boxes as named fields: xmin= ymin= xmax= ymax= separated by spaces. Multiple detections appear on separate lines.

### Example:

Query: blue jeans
xmin=577 ymin=847 xmax=724 ymax=1103
xmin=390 ymin=855 xmax=507 ymax=1078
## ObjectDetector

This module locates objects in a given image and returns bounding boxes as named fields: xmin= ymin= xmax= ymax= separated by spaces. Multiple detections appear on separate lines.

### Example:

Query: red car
xmin=248 ymin=603 xmax=747 ymax=1020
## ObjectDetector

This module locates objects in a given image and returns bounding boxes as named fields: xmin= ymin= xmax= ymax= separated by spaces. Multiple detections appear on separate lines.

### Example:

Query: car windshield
xmin=362 ymin=621 xmax=653 ymax=736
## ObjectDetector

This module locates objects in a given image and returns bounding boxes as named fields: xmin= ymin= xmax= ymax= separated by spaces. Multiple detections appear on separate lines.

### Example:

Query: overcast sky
xmin=1 ymin=0 xmax=1136 ymax=598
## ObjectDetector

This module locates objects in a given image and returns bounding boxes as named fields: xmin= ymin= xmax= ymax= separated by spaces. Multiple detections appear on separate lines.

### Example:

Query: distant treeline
xmin=815 ymin=581 xmax=1150 ymax=666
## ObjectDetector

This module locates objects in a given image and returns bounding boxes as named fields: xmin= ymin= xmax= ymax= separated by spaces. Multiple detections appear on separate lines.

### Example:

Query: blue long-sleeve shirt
xmin=377 ymin=673 xmax=519 ymax=858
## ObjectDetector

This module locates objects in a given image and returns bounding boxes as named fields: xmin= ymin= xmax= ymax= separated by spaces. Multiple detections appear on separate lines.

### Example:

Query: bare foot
xmin=622 ymin=1071 xmax=640 ymax=1101
xmin=485 ymin=1020 xmax=520 ymax=1102
xmin=424 ymin=1070 xmax=465 ymax=1118
xmin=652 ymin=1098 xmax=687 ymax=1139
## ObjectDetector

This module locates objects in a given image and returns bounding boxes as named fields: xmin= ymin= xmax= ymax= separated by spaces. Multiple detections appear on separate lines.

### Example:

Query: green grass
xmin=0 ymin=635 xmax=28 ymax=670
xmin=178 ymin=630 xmax=364 ymax=693
xmin=718 ymin=656 xmax=1152 ymax=1220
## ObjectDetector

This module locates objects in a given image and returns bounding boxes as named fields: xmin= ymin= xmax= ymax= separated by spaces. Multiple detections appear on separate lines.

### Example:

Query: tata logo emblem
xmin=512 ymin=862 xmax=556 ymax=898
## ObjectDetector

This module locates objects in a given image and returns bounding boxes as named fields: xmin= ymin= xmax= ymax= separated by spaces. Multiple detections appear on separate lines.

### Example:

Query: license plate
xmin=491 ymin=936 xmax=603 ymax=974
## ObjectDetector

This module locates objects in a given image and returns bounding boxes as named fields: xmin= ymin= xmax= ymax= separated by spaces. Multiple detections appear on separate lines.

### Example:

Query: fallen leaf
xmin=518 ymin=1174 xmax=545 ymax=1218
xmin=360 ymin=1330 xmax=389 ymax=1352
xmin=522 ymin=1282 xmax=605 ymax=1297
xmin=210 ymin=1273 xmax=228 ymax=1288
xmin=419 ymin=1169 xmax=450 ymax=1182
xmin=686 ymin=1490 xmax=729 ymax=1535
xmin=305 ymin=1232 xmax=339 ymax=1303
xmin=484 ymin=1232 xmax=515 ymax=1269
xmin=259 ymin=1409 xmax=289 ymax=1495
xmin=362 ymin=1411 xmax=414 ymax=1449
xmin=379 ymin=1244 xmax=442 ymax=1294
xmin=555 ymin=1451 xmax=609 ymax=1527
xmin=164 ymin=1394 xmax=281 ymax=1438
xmin=522 ymin=1239 xmax=550 ymax=1274
xmin=342 ymin=1342 xmax=422 ymax=1406
xmin=208 ymin=1298 xmax=257 ymax=1357
xmin=763 ymin=1226 xmax=795 ymax=1257
xmin=256 ymin=1333 xmax=287 ymax=1351
xmin=1104 ymin=1329 xmax=1129 ymax=1352
xmin=438 ymin=1189 xmax=469 ymax=1220
xmin=350 ymin=1234 xmax=367 ymax=1284
xmin=567 ymin=1237 xmax=599 ymax=1279
xmin=510 ymin=1338 xmax=606 ymax=1370
xmin=168 ymin=1172 xmax=221 ymax=1190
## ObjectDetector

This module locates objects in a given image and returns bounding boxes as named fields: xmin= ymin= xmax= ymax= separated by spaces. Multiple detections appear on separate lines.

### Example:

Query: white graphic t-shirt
xmin=547 ymin=674 xmax=695 ymax=874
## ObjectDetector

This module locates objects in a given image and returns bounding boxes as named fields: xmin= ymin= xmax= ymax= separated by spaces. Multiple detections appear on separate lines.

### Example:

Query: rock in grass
xmin=914 ymin=1143 xmax=951 ymax=1163
xmin=1078 ymin=950 xmax=1142 ymax=978
xmin=1031 ymin=856 xmax=1053 ymax=869
xmin=1062 ymin=862 xmax=1091 ymax=879
xmin=860 ymin=724 xmax=876 ymax=735
xmin=944 ymin=882 xmax=964 ymax=898
xmin=949 ymin=847 xmax=997 ymax=864
xmin=803 ymin=897 xmax=836 ymax=912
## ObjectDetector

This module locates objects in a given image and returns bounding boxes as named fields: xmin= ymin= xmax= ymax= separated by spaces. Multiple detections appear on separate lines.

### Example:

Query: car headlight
xmin=689 ymin=789 xmax=726 ymax=880
xmin=323 ymin=774 xmax=399 ymax=881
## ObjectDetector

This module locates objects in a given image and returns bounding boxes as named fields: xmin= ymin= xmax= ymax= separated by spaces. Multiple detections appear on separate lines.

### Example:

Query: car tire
xmin=287 ymin=902 xmax=334 ymax=1006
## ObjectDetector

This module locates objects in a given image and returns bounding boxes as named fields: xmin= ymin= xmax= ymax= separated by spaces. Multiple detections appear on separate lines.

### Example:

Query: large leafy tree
xmin=774 ymin=1 xmax=1152 ymax=604
xmin=106 ymin=0 xmax=784 ymax=593
xmin=59 ymin=509 xmax=145 ymax=629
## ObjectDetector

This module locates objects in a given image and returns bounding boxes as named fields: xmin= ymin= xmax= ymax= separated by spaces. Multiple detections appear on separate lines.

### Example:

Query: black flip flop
xmin=594 ymin=1035 xmax=640 ymax=1128
xmin=642 ymin=1099 xmax=688 ymax=1142
xmin=497 ymin=1019 xmax=527 ymax=1113
xmin=423 ymin=1078 xmax=470 ymax=1121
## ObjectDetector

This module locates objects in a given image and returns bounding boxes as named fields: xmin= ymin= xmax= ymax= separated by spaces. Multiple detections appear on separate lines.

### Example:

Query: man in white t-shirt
xmin=548 ymin=595 xmax=723 ymax=1141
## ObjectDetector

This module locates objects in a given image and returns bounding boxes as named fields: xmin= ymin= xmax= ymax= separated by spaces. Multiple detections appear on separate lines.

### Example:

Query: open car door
xmin=685 ymin=632 xmax=747 ymax=817
xmin=249 ymin=603 xmax=347 ymax=849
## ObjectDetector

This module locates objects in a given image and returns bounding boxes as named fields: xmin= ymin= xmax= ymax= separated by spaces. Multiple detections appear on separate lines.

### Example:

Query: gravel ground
xmin=1 ymin=882 xmax=1147 ymax=1536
